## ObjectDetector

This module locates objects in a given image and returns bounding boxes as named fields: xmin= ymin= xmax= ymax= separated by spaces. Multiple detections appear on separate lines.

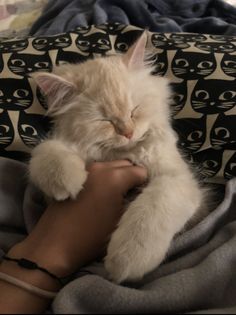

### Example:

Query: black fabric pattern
xmin=0 ymin=24 xmax=235 ymax=182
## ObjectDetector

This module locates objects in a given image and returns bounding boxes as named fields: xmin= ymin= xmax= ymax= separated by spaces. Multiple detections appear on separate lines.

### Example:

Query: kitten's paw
xmin=48 ymin=158 xmax=88 ymax=201
xmin=30 ymin=141 xmax=88 ymax=201
xmin=105 ymin=235 xmax=148 ymax=284
xmin=105 ymin=201 xmax=170 ymax=284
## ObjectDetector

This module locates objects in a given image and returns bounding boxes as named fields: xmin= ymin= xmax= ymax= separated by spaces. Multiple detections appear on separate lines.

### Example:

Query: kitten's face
xmin=33 ymin=33 xmax=170 ymax=152
xmin=33 ymin=34 xmax=72 ymax=51
xmin=172 ymin=51 xmax=216 ymax=80
xmin=8 ymin=52 xmax=52 ymax=76
xmin=191 ymin=79 xmax=236 ymax=114
xmin=57 ymin=61 xmax=160 ymax=150
xmin=0 ymin=78 xmax=33 ymax=110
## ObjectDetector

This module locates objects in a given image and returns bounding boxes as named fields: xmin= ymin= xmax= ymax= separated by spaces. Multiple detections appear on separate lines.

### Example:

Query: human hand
xmin=10 ymin=160 xmax=148 ymax=278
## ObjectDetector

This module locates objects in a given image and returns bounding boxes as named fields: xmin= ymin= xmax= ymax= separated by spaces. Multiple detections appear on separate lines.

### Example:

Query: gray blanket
xmin=0 ymin=157 xmax=236 ymax=314
xmin=30 ymin=0 xmax=236 ymax=36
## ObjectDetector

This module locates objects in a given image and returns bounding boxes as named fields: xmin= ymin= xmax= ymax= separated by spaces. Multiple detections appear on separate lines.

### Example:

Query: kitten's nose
xmin=123 ymin=131 xmax=134 ymax=139
xmin=7 ymin=99 xmax=12 ymax=103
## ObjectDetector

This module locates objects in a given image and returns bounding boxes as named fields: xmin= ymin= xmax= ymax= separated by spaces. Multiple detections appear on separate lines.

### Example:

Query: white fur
xmin=30 ymin=34 xmax=206 ymax=283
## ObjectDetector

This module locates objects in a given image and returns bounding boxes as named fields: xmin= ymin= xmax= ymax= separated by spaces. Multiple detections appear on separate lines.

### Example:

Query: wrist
xmin=6 ymin=239 xmax=73 ymax=280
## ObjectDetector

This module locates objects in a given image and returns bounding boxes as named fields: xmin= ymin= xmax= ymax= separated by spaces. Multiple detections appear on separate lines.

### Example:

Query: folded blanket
xmin=30 ymin=0 xmax=236 ymax=36
xmin=0 ymin=157 xmax=236 ymax=314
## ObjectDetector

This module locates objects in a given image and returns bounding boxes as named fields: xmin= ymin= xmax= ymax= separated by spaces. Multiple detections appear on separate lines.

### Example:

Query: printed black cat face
xmin=193 ymin=148 xmax=224 ymax=179
xmin=73 ymin=26 xmax=92 ymax=34
xmin=8 ymin=52 xmax=52 ymax=76
xmin=152 ymin=50 xmax=168 ymax=76
xmin=225 ymin=153 xmax=236 ymax=180
xmin=0 ymin=110 xmax=14 ymax=149
xmin=56 ymin=50 xmax=89 ymax=66
xmin=0 ymin=78 xmax=33 ymax=111
xmin=211 ymin=114 xmax=236 ymax=150
xmin=18 ymin=111 xmax=51 ymax=148
xmin=36 ymin=87 xmax=48 ymax=110
xmin=152 ymin=34 xmax=190 ymax=50
xmin=32 ymin=34 xmax=72 ymax=51
xmin=170 ymin=34 xmax=207 ymax=43
xmin=0 ymin=38 xmax=28 ymax=53
xmin=171 ymin=82 xmax=188 ymax=115
xmin=0 ymin=55 xmax=3 ymax=74
xmin=210 ymin=35 xmax=236 ymax=42
xmin=191 ymin=79 xmax=236 ymax=114
xmin=196 ymin=42 xmax=236 ymax=53
xmin=172 ymin=51 xmax=217 ymax=80
xmin=115 ymin=30 xmax=143 ymax=53
xmin=97 ymin=23 xmax=127 ymax=35
xmin=76 ymin=33 xmax=111 ymax=55
xmin=221 ymin=54 xmax=236 ymax=78
xmin=174 ymin=116 xmax=206 ymax=152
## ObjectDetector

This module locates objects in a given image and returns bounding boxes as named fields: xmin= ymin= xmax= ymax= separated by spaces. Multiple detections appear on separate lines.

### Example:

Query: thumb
xmin=119 ymin=165 xmax=148 ymax=193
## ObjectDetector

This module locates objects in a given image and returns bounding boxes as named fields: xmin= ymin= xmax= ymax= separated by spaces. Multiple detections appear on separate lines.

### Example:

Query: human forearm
xmin=0 ymin=242 xmax=61 ymax=314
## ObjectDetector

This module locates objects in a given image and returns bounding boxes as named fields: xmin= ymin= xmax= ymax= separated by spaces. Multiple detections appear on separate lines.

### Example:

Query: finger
xmin=117 ymin=165 xmax=148 ymax=193
xmin=87 ymin=160 xmax=133 ymax=172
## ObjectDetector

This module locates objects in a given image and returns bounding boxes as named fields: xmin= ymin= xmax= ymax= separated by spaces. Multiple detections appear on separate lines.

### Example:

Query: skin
xmin=0 ymin=160 xmax=147 ymax=314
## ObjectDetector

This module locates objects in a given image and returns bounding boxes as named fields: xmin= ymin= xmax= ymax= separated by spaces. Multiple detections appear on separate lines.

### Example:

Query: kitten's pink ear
xmin=122 ymin=31 xmax=148 ymax=69
xmin=32 ymin=72 xmax=76 ymax=116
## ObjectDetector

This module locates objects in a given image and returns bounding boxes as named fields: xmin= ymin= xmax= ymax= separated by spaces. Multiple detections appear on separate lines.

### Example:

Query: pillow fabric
xmin=0 ymin=24 xmax=235 ymax=183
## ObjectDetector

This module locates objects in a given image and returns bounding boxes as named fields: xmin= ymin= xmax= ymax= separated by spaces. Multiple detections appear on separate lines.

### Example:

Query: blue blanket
xmin=30 ymin=0 xmax=236 ymax=36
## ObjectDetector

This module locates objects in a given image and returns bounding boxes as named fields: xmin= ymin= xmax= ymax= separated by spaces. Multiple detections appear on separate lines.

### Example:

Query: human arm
xmin=0 ymin=160 xmax=147 ymax=314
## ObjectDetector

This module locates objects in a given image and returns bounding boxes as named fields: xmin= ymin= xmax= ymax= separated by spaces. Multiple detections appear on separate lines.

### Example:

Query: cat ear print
xmin=31 ymin=72 xmax=76 ymax=116
xmin=122 ymin=31 xmax=148 ymax=69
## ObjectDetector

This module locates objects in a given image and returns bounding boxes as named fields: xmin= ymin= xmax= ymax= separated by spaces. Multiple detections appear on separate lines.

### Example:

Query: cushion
xmin=0 ymin=24 xmax=235 ymax=183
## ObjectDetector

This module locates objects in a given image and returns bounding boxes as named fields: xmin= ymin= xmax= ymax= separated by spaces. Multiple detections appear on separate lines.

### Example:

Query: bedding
xmin=0 ymin=157 xmax=235 ymax=314
xmin=0 ymin=24 xmax=235 ymax=314
xmin=0 ymin=1 xmax=236 ymax=314
xmin=0 ymin=0 xmax=47 ymax=39
xmin=30 ymin=0 xmax=236 ymax=37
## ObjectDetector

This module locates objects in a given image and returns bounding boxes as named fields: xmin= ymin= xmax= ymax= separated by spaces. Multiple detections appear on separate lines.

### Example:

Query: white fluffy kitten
xmin=30 ymin=33 xmax=206 ymax=283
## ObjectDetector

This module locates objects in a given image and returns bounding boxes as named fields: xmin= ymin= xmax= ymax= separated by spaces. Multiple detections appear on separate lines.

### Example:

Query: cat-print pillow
xmin=0 ymin=24 xmax=235 ymax=182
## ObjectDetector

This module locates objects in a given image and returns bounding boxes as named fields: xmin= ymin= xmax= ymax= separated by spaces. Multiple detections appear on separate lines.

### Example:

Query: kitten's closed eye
xmin=131 ymin=105 xmax=141 ymax=118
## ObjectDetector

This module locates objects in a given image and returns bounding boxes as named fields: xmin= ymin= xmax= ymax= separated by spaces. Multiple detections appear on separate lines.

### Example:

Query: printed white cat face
xmin=32 ymin=33 xmax=170 ymax=150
